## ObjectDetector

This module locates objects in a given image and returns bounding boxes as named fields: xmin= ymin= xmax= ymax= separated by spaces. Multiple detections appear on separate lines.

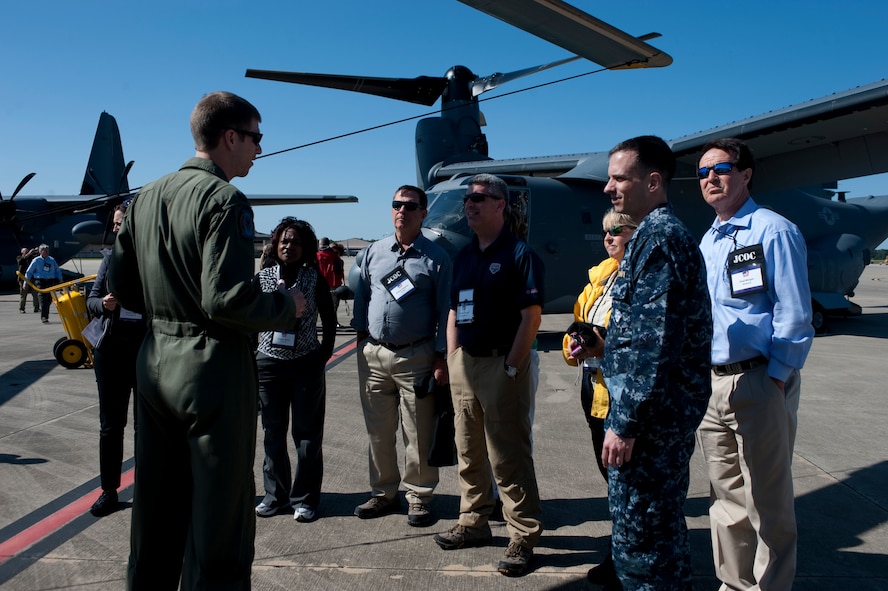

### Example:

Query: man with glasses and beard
xmin=109 ymin=91 xmax=305 ymax=591
xmin=696 ymin=137 xmax=813 ymax=591
xmin=351 ymin=184 xmax=452 ymax=528
xmin=434 ymin=173 xmax=545 ymax=578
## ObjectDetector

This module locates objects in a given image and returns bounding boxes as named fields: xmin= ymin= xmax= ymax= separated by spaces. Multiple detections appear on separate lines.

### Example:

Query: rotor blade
xmin=472 ymin=55 xmax=582 ymax=97
xmin=11 ymin=172 xmax=37 ymax=201
xmin=245 ymin=69 xmax=448 ymax=106
xmin=459 ymin=0 xmax=672 ymax=69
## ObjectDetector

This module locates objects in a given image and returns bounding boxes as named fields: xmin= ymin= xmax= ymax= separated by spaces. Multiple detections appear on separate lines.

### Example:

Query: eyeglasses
xmin=697 ymin=162 xmax=736 ymax=179
xmin=463 ymin=192 xmax=501 ymax=204
xmin=230 ymin=128 xmax=263 ymax=145
xmin=601 ymin=225 xmax=636 ymax=238
xmin=392 ymin=200 xmax=421 ymax=212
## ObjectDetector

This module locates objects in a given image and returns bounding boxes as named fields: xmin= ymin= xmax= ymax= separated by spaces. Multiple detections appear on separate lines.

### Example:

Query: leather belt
xmin=462 ymin=347 xmax=509 ymax=358
xmin=712 ymin=355 xmax=767 ymax=376
xmin=373 ymin=336 xmax=432 ymax=351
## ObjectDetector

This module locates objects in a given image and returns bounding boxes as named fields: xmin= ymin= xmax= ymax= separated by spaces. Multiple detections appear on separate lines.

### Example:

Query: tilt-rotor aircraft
xmin=0 ymin=113 xmax=358 ymax=289
xmin=246 ymin=0 xmax=888 ymax=331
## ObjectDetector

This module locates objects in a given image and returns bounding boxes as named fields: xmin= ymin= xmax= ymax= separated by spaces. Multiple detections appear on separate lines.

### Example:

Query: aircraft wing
xmin=245 ymin=194 xmax=358 ymax=206
xmin=668 ymin=79 xmax=888 ymax=192
xmin=459 ymin=0 xmax=672 ymax=69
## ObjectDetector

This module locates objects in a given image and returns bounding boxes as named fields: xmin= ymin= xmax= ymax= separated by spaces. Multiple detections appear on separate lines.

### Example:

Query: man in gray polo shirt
xmin=351 ymin=184 xmax=452 ymax=527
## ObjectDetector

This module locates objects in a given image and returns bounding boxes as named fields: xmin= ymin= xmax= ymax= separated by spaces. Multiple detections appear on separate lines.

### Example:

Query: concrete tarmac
xmin=1 ymin=259 xmax=887 ymax=590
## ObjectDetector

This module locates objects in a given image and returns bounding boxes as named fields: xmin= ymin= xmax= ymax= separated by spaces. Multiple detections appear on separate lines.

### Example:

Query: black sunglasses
xmin=697 ymin=162 xmax=736 ymax=179
xmin=231 ymin=128 xmax=263 ymax=145
xmin=601 ymin=225 xmax=636 ymax=238
xmin=463 ymin=192 xmax=502 ymax=204
xmin=392 ymin=200 xmax=421 ymax=212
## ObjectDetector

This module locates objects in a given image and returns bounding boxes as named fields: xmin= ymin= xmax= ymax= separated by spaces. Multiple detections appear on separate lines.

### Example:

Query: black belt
xmin=373 ymin=336 xmax=432 ymax=351
xmin=712 ymin=355 xmax=767 ymax=376
xmin=462 ymin=346 xmax=509 ymax=358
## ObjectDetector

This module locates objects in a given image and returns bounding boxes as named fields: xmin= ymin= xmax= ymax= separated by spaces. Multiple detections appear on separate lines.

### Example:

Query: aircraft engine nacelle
xmin=71 ymin=219 xmax=106 ymax=245
xmin=415 ymin=113 xmax=489 ymax=190
xmin=806 ymin=233 xmax=869 ymax=305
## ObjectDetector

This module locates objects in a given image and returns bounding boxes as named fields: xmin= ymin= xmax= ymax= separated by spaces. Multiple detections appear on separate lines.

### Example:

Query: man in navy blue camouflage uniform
xmin=599 ymin=136 xmax=712 ymax=591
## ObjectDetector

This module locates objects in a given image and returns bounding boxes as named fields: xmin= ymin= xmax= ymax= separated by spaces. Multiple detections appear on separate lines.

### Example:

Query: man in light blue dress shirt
xmin=697 ymin=138 xmax=814 ymax=591
xmin=25 ymin=244 xmax=63 ymax=323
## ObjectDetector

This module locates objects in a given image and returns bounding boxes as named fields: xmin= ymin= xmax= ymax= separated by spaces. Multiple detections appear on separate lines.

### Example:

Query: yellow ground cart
xmin=17 ymin=271 xmax=98 ymax=369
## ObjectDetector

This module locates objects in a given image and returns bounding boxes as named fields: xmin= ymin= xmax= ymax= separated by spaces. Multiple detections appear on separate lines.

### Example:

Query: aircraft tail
xmin=80 ymin=112 xmax=128 ymax=196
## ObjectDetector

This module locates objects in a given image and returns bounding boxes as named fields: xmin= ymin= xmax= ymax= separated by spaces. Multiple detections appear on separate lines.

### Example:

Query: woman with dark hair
xmin=87 ymin=202 xmax=147 ymax=516
xmin=253 ymin=217 xmax=337 ymax=521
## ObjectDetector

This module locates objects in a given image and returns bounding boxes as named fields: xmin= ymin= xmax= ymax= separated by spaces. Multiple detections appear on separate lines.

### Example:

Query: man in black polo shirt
xmin=433 ymin=173 xmax=545 ymax=577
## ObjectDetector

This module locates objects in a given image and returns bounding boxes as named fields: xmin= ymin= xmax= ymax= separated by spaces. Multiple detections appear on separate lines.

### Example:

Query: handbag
xmin=421 ymin=374 xmax=457 ymax=467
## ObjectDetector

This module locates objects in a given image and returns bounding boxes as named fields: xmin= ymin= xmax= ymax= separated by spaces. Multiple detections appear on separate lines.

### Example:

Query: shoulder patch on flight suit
xmin=239 ymin=209 xmax=255 ymax=240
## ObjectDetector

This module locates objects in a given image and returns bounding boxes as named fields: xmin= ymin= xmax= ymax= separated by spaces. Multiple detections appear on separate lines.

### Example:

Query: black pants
xmin=257 ymin=350 xmax=327 ymax=509
xmin=34 ymin=278 xmax=56 ymax=320
xmin=580 ymin=366 xmax=608 ymax=482
xmin=93 ymin=336 xmax=140 ymax=491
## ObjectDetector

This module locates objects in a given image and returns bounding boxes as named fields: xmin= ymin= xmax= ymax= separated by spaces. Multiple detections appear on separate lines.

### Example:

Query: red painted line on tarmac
xmin=0 ymin=339 xmax=357 ymax=566
xmin=329 ymin=338 xmax=358 ymax=361
xmin=0 ymin=469 xmax=135 ymax=565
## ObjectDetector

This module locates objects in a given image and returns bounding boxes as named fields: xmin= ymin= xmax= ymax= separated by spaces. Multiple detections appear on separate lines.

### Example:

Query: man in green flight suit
xmin=109 ymin=91 xmax=306 ymax=590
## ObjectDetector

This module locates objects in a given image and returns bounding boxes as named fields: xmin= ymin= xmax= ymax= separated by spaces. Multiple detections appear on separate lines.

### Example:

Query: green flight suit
xmin=109 ymin=157 xmax=296 ymax=590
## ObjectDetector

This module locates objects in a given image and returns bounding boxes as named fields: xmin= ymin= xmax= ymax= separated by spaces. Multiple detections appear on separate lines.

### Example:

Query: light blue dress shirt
xmin=700 ymin=198 xmax=814 ymax=381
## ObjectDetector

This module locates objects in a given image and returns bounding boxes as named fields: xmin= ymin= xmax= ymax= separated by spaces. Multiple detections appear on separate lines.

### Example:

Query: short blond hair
xmin=602 ymin=208 xmax=638 ymax=230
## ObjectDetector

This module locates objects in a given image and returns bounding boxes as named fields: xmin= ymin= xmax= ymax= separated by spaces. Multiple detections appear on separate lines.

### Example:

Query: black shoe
xmin=587 ymin=552 xmax=620 ymax=586
xmin=407 ymin=502 xmax=432 ymax=527
xmin=497 ymin=541 xmax=533 ymax=577
xmin=354 ymin=496 xmax=400 ymax=519
xmin=433 ymin=523 xmax=493 ymax=550
xmin=90 ymin=489 xmax=119 ymax=517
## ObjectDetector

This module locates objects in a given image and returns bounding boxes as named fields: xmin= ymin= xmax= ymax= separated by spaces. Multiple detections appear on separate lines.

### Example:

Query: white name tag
xmin=727 ymin=244 xmax=768 ymax=296
xmin=456 ymin=289 xmax=474 ymax=325
xmin=383 ymin=266 xmax=415 ymax=302
xmin=272 ymin=331 xmax=296 ymax=349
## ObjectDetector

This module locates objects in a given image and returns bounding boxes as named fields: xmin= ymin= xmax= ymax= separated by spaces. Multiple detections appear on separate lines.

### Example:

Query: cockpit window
xmin=424 ymin=187 xmax=531 ymax=240
xmin=424 ymin=189 xmax=471 ymax=237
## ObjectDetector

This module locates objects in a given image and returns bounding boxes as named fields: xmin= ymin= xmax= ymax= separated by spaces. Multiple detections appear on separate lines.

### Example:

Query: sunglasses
xmin=697 ymin=162 xmax=736 ymax=179
xmin=230 ymin=128 xmax=263 ymax=145
xmin=463 ymin=192 xmax=502 ymax=204
xmin=601 ymin=225 xmax=636 ymax=238
xmin=392 ymin=200 xmax=421 ymax=212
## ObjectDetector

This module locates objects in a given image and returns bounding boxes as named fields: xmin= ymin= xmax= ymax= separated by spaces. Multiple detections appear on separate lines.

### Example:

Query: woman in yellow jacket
xmin=562 ymin=208 xmax=637 ymax=586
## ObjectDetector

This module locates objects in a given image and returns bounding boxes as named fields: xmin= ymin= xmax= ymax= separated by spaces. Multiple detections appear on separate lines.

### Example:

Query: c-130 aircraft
xmin=244 ymin=0 xmax=888 ymax=331
xmin=0 ymin=114 xmax=357 ymax=289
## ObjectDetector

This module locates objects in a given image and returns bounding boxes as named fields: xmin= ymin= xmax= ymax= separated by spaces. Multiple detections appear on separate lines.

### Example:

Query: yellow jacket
xmin=562 ymin=257 xmax=619 ymax=419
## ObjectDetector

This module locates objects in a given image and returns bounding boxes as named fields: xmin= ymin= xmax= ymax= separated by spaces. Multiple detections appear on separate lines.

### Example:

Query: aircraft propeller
xmin=0 ymin=172 xmax=37 ymax=202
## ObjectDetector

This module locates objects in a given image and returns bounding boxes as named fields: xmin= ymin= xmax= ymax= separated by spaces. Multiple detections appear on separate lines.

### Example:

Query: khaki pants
xmin=448 ymin=347 xmax=542 ymax=547
xmin=697 ymin=365 xmax=800 ymax=591
xmin=356 ymin=339 xmax=438 ymax=503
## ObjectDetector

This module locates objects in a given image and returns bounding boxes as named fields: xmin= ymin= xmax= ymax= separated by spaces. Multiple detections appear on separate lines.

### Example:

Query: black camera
xmin=566 ymin=322 xmax=607 ymax=348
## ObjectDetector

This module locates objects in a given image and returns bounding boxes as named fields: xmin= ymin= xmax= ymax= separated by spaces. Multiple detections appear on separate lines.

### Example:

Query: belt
xmin=373 ymin=336 xmax=432 ymax=351
xmin=712 ymin=355 xmax=767 ymax=376
xmin=462 ymin=346 xmax=509 ymax=358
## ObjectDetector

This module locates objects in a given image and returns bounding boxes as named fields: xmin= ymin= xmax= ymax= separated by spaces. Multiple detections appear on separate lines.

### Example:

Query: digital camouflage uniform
xmin=601 ymin=204 xmax=712 ymax=591
xmin=110 ymin=157 xmax=297 ymax=590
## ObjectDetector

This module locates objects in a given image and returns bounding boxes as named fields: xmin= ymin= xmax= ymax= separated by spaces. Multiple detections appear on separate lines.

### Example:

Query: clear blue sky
xmin=3 ymin=1 xmax=888 ymax=246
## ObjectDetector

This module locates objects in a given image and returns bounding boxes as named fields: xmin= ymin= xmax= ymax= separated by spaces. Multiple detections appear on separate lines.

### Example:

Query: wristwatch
xmin=504 ymin=363 xmax=518 ymax=379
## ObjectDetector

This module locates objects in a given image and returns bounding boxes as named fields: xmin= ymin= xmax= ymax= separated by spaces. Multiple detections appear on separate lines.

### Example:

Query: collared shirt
xmin=25 ymin=255 xmax=62 ymax=282
xmin=450 ymin=227 xmax=545 ymax=354
xmin=700 ymin=197 xmax=813 ymax=381
xmin=602 ymin=204 xmax=712 ymax=439
xmin=351 ymin=231 xmax=452 ymax=352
